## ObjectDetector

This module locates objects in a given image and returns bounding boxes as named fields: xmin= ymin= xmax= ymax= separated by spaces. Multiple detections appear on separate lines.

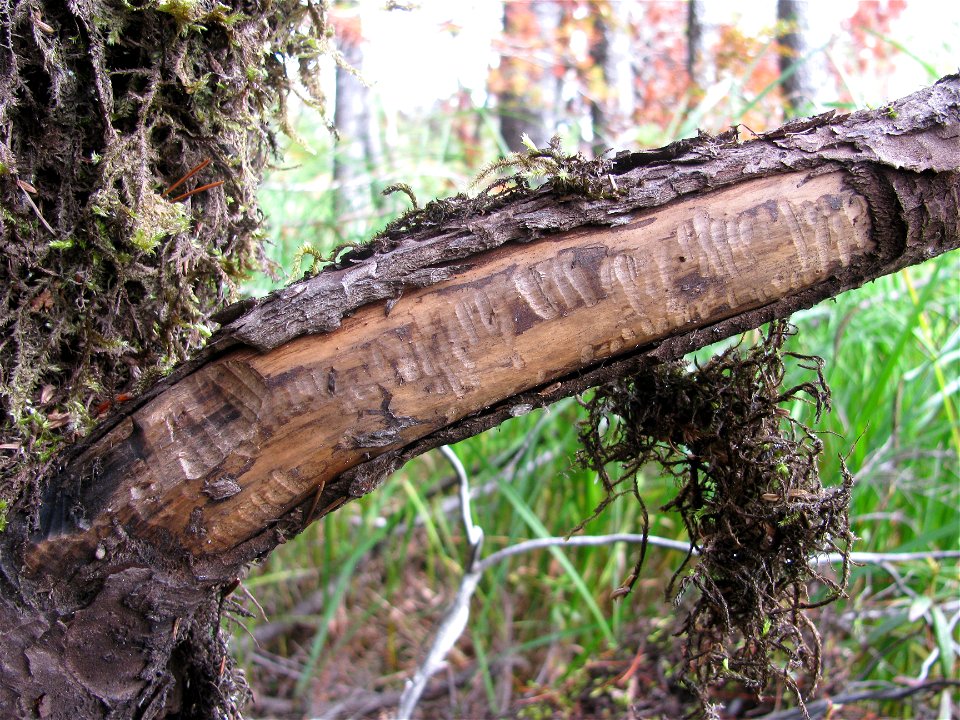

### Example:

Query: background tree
xmin=587 ymin=1 xmax=637 ymax=155
xmin=687 ymin=0 xmax=718 ymax=91
xmin=776 ymin=0 xmax=835 ymax=115
xmin=331 ymin=1 xmax=383 ymax=240
xmin=492 ymin=0 xmax=564 ymax=152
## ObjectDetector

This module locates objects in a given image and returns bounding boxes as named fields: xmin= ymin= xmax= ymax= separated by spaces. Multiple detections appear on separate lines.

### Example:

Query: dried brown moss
xmin=578 ymin=321 xmax=855 ymax=718
xmin=0 ymin=0 xmax=332 ymax=499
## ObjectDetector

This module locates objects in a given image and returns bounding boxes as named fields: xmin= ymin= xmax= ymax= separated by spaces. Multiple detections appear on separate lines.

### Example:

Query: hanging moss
xmin=578 ymin=322 xmax=855 ymax=719
xmin=0 ymin=0 xmax=333 ymax=500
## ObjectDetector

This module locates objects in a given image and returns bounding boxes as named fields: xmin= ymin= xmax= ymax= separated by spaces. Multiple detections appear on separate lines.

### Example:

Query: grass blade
xmin=495 ymin=480 xmax=616 ymax=646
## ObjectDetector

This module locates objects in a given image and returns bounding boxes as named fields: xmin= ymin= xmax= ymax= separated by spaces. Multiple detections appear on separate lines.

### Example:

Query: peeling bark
xmin=1 ymin=77 xmax=958 ymax=718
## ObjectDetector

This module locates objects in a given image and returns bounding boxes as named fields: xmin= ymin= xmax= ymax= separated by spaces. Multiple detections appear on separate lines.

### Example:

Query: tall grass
xmin=231 ymin=42 xmax=959 ymax=719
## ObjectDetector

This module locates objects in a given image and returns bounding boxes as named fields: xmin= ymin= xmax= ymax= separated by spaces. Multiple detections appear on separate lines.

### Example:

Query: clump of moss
xmin=309 ymin=134 xmax=619 ymax=275
xmin=578 ymin=321 xmax=855 ymax=718
xmin=473 ymin=133 xmax=620 ymax=198
xmin=0 ymin=0 xmax=334 ymax=500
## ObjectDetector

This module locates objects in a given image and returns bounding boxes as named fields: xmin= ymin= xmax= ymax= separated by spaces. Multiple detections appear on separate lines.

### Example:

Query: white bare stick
xmin=396 ymin=459 xmax=959 ymax=718
xmin=475 ymin=534 xmax=960 ymax=573
xmin=397 ymin=446 xmax=484 ymax=719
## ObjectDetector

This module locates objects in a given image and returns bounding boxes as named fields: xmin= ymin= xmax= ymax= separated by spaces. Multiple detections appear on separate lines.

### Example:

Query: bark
xmin=2 ymin=76 xmax=959 ymax=718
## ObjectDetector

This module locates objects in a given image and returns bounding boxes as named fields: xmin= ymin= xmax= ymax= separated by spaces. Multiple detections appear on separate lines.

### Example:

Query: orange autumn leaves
xmin=487 ymin=0 xmax=907 ymax=148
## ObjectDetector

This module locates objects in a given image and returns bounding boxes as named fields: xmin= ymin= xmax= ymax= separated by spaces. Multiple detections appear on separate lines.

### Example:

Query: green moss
xmin=154 ymin=0 xmax=202 ymax=26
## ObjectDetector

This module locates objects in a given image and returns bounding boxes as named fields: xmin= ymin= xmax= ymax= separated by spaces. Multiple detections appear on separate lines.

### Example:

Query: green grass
xmin=231 ymin=57 xmax=959 ymax=718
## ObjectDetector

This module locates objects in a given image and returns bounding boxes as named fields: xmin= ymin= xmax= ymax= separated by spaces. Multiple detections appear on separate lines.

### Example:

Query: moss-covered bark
xmin=0 ymin=0 xmax=329 ymax=503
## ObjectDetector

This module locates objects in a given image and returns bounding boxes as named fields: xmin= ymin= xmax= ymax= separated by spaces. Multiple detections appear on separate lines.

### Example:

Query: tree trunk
xmin=589 ymin=1 xmax=637 ymax=155
xmin=496 ymin=1 xmax=564 ymax=152
xmin=332 ymin=3 xmax=382 ymax=238
xmin=2 ymin=77 xmax=959 ymax=718
xmin=777 ymin=0 xmax=835 ymax=115
xmin=687 ymin=0 xmax=717 ymax=90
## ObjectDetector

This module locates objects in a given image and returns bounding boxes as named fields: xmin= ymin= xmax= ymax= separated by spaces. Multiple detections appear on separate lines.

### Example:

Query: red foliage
xmin=629 ymin=2 xmax=692 ymax=128
xmin=845 ymin=0 xmax=908 ymax=74
xmin=330 ymin=5 xmax=364 ymax=47
xmin=491 ymin=1 xmax=696 ymax=144
xmin=486 ymin=0 xmax=915 ymax=149
xmin=488 ymin=3 xmax=551 ymax=98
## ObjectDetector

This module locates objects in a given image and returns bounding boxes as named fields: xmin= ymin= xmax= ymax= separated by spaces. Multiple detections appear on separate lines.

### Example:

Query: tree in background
xmin=331 ymin=2 xmax=383 ymax=240
xmin=776 ymin=0 xmax=835 ymax=115
xmin=488 ymin=1 xmax=912 ymax=155
xmin=587 ymin=1 xmax=637 ymax=154
xmin=491 ymin=0 xmax=564 ymax=152
xmin=687 ymin=0 xmax=719 ymax=91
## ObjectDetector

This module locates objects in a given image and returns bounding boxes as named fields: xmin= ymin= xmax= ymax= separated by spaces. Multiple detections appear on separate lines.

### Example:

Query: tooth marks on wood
xmin=345 ymin=429 xmax=405 ymax=450
xmin=30 ymin=169 xmax=882 ymax=562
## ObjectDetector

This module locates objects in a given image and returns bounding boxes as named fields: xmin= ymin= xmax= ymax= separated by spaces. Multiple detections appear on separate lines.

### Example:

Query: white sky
xmin=361 ymin=1 xmax=502 ymax=111
xmin=353 ymin=0 xmax=959 ymax=114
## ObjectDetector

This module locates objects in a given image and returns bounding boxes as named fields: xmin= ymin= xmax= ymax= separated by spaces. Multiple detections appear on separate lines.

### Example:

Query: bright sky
xmin=353 ymin=0 xmax=959 ymax=114
xmin=361 ymin=1 xmax=502 ymax=111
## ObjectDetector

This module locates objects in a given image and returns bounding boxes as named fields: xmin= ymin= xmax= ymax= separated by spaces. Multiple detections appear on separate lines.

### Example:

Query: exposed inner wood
xmin=27 ymin=170 xmax=873 ymax=570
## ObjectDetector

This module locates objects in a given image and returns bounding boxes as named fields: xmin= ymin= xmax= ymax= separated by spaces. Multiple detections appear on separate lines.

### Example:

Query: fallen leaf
xmin=46 ymin=411 xmax=71 ymax=429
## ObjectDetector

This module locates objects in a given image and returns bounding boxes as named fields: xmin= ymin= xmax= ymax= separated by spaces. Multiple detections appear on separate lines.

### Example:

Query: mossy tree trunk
xmin=0 ymin=15 xmax=958 ymax=716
